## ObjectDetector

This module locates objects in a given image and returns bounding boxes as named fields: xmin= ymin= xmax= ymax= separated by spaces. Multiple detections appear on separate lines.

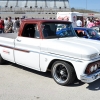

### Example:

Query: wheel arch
xmin=0 ymin=54 xmax=6 ymax=64
xmin=47 ymin=59 xmax=76 ymax=73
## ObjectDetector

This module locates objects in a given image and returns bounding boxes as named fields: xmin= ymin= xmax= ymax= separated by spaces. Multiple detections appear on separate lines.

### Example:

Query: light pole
xmin=86 ymin=0 xmax=87 ymax=13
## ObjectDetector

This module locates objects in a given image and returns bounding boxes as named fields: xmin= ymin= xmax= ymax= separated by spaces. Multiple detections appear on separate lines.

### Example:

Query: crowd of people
xmin=0 ymin=16 xmax=21 ymax=33
xmin=0 ymin=15 xmax=100 ymax=34
xmin=76 ymin=17 xmax=100 ymax=28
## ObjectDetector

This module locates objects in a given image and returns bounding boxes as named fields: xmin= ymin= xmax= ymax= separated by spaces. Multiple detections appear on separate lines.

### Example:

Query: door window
xmin=22 ymin=24 xmax=40 ymax=38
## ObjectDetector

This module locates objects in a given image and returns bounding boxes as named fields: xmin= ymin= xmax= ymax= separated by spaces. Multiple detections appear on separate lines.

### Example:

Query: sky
xmin=69 ymin=0 xmax=100 ymax=11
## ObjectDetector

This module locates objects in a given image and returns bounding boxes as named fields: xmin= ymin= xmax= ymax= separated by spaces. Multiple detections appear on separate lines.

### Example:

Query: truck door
xmin=14 ymin=24 xmax=41 ymax=71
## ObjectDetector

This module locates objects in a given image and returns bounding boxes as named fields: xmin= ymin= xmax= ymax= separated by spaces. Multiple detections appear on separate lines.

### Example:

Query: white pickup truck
xmin=0 ymin=19 xmax=100 ymax=86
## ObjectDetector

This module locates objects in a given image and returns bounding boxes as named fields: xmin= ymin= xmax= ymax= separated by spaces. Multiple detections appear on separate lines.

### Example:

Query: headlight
xmin=93 ymin=64 xmax=98 ymax=70
xmin=90 ymin=66 xmax=94 ymax=72
xmin=85 ymin=63 xmax=99 ymax=74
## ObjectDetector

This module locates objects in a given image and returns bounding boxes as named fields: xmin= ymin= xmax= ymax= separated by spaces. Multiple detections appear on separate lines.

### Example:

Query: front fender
xmin=39 ymin=52 xmax=91 ymax=80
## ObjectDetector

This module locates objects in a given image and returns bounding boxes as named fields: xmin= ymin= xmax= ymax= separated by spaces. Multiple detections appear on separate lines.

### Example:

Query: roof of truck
xmin=21 ymin=18 xmax=71 ymax=23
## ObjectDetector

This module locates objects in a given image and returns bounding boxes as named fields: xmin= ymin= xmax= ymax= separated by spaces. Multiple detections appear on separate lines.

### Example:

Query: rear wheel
xmin=0 ymin=55 xmax=6 ymax=64
xmin=51 ymin=61 xmax=76 ymax=86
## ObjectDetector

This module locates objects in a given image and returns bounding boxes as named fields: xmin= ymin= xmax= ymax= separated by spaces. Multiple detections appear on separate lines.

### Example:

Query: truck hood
xmin=41 ymin=37 xmax=100 ymax=60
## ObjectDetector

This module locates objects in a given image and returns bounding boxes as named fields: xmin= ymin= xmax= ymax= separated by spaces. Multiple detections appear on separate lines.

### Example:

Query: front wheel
xmin=51 ymin=61 xmax=76 ymax=86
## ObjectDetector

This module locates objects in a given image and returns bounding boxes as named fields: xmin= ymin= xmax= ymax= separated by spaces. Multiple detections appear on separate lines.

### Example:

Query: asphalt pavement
xmin=0 ymin=63 xmax=100 ymax=100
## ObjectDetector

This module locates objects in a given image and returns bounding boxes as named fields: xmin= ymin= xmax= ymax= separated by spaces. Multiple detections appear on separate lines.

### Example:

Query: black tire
xmin=51 ymin=61 xmax=76 ymax=86
xmin=0 ymin=55 xmax=5 ymax=64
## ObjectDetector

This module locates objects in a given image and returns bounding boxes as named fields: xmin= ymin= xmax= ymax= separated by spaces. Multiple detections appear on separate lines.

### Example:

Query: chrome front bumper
xmin=80 ymin=69 xmax=100 ymax=83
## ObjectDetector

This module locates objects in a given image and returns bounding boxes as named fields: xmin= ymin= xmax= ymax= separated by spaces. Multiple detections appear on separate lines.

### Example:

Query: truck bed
xmin=0 ymin=33 xmax=18 ymax=39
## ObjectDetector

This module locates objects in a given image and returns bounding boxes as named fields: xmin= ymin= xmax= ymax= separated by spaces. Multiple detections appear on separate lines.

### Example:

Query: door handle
xmin=16 ymin=39 xmax=21 ymax=42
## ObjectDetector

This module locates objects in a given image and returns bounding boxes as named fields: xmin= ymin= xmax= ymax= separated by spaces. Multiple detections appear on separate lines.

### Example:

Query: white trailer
xmin=57 ymin=12 xmax=84 ymax=27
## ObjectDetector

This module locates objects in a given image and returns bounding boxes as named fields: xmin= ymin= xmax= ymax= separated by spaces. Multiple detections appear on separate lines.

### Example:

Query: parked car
xmin=91 ymin=25 xmax=100 ymax=35
xmin=74 ymin=27 xmax=100 ymax=40
xmin=56 ymin=24 xmax=63 ymax=31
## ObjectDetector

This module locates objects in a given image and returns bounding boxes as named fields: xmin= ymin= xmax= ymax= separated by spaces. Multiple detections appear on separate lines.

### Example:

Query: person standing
xmin=13 ymin=17 xmax=17 ymax=33
xmin=4 ymin=17 xmax=8 ymax=30
xmin=0 ymin=16 xmax=4 ymax=33
xmin=15 ymin=17 xmax=20 ymax=33
xmin=5 ymin=16 xmax=13 ymax=33
xmin=76 ymin=18 xmax=82 ymax=27
xmin=87 ymin=19 xmax=95 ymax=28
xmin=86 ymin=17 xmax=90 ymax=27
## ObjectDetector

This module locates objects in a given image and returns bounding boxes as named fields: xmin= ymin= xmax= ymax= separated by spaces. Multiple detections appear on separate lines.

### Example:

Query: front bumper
xmin=80 ymin=69 xmax=100 ymax=83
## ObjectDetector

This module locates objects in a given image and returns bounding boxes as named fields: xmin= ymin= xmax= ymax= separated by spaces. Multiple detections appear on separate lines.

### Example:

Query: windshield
xmin=42 ymin=22 xmax=77 ymax=38
xmin=87 ymin=29 xmax=100 ymax=38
